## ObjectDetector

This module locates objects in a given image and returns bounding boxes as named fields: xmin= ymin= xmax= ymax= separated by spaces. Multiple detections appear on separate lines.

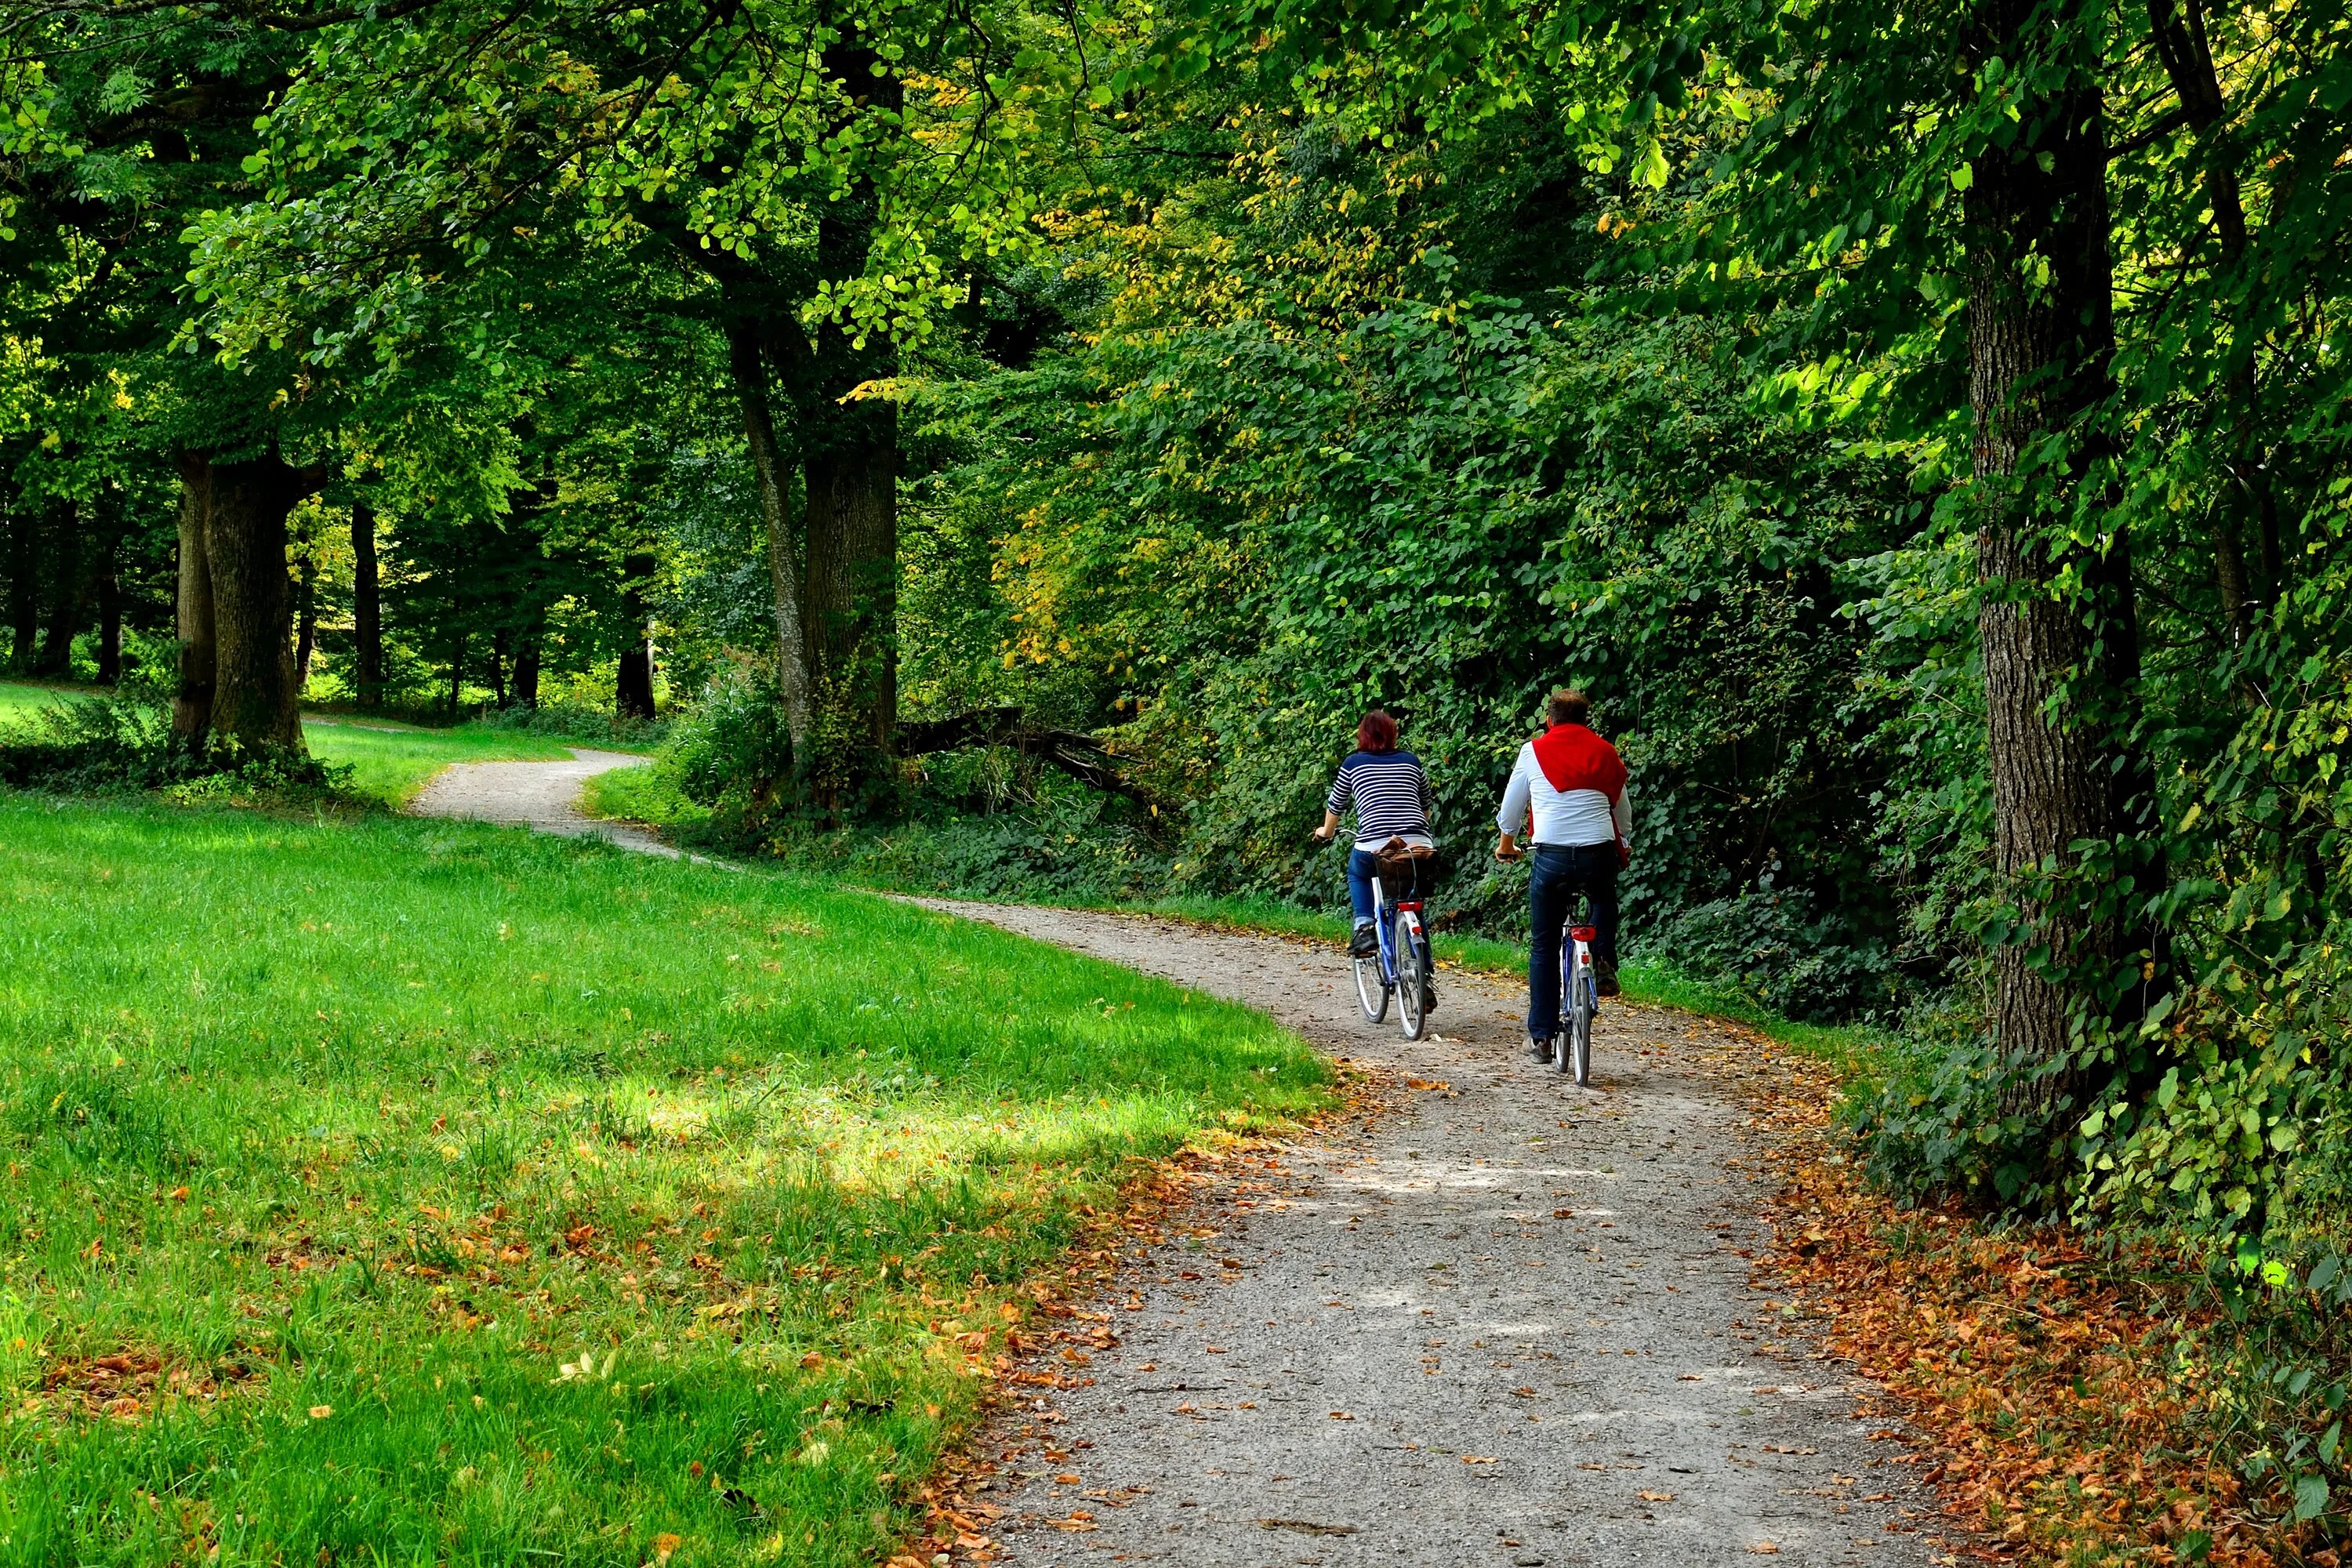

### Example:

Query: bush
xmin=477 ymin=699 xmax=669 ymax=750
xmin=0 ymin=690 xmax=350 ymax=798
xmin=662 ymin=661 xmax=795 ymax=837
xmin=1636 ymin=886 xmax=1904 ymax=1024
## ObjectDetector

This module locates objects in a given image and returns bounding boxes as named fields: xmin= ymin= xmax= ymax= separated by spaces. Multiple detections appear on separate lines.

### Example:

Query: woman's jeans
xmin=1527 ymin=844 xmax=1619 ymax=1040
xmin=1347 ymin=849 xmax=1381 ymax=924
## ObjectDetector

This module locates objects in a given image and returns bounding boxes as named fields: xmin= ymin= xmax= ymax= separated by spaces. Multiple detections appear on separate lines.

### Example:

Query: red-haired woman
xmin=1311 ymin=709 xmax=1436 ymax=956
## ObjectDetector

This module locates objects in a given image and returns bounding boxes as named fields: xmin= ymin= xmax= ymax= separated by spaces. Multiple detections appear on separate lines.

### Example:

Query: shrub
xmin=1637 ymin=886 xmax=1904 ymax=1024
xmin=0 ymin=690 xmax=350 ymax=797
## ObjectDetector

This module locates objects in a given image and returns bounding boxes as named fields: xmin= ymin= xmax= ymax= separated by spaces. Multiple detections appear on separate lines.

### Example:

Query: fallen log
xmin=895 ymin=706 xmax=1150 ymax=806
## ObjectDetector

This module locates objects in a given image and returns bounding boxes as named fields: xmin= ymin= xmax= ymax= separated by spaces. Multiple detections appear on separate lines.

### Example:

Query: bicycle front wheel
xmin=1395 ymin=913 xmax=1428 ymax=1040
xmin=1354 ymin=953 xmax=1390 ymax=1023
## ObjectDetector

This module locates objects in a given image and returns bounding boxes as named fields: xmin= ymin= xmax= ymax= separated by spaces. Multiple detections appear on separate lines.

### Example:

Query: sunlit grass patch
xmin=301 ymin=716 xmax=590 ymax=806
xmin=0 ymin=796 xmax=1327 ymax=1566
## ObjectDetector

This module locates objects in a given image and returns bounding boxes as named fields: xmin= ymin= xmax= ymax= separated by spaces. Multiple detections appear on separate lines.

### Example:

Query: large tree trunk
xmin=1964 ymin=11 xmax=2154 ymax=1111
xmin=34 ymin=499 xmax=82 ymax=677
xmin=7 ymin=500 xmax=40 ymax=670
xmin=198 ymin=452 xmax=320 ymax=750
xmin=723 ymin=312 xmax=814 ymax=751
xmin=173 ymin=456 xmax=217 ymax=742
xmin=351 ymin=498 xmax=383 ymax=709
xmin=801 ymin=399 xmax=898 ymax=757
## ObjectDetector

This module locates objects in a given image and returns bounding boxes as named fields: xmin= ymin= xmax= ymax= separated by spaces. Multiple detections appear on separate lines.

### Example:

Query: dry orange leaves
xmin=1747 ymin=1042 xmax=2311 ymax=1566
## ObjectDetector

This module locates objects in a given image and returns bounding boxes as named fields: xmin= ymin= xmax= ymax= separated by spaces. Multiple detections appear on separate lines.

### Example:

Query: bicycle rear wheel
xmin=1568 ymin=964 xmax=1595 ymax=1087
xmin=1354 ymin=954 xmax=1389 ymax=1022
xmin=1395 ymin=912 xmax=1428 ymax=1040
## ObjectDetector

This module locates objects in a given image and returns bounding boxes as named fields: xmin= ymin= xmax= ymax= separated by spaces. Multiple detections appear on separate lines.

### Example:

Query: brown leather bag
xmin=1373 ymin=837 xmax=1439 ymax=901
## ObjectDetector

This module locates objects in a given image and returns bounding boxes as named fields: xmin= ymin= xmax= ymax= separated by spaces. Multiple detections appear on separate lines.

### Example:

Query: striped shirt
xmin=1327 ymin=750 xmax=1435 ymax=851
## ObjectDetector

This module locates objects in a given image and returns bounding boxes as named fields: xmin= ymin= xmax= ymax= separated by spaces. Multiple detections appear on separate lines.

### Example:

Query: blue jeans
xmin=1347 ymin=849 xmax=1381 ymax=924
xmin=1527 ymin=844 xmax=1618 ymax=1040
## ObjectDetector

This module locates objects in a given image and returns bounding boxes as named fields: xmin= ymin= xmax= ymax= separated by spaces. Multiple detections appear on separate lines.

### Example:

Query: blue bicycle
xmin=1349 ymin=844 xmax=1438 ymax=1040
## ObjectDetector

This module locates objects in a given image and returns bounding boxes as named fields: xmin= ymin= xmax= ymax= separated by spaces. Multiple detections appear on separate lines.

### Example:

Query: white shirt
xmin=1496 ymin=741 xmax=1631 ymax=848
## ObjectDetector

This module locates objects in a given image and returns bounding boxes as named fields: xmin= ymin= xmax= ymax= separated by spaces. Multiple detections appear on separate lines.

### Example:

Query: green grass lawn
xmin=0 ymin=795 xmax=1327 ymax=1566
xmin=0 ymin=683 xmax=635 ymax=808
xmin=0 ymin=679 xmax=76 ymax=719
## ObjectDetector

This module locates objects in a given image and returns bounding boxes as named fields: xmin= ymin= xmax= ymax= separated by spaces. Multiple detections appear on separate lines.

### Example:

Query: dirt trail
xmin=387 ymin=756 xmax=1945 ymax=1563
xmin=911 ymin=900 xmax=1945 ymax=1568
xmin=406 ymin=748 xmax=673 ymax=855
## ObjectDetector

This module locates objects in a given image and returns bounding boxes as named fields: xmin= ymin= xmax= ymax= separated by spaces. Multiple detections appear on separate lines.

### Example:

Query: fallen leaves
xmin=1750 ymin=1036 xmax=2293 ymax=1566
xmin=1637 ymin=1490 xmax=1675 ymax=1502
xmin=307 ymin=1404 xmax=332 ymax=1420
xmin=1746 ymin=1542 xmax=1779 ymax=1555
xmin=1328 ymin=1410 xmax=1355 ymax=1421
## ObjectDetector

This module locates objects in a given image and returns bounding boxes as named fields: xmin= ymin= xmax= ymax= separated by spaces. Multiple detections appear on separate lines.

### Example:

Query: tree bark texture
xmin=1963 ymin=11 xmax=2152 ymax=1103
xmin=172 ymin=456 xmax=217 ymax=742
xmin=194 ymin=451 xmax=321 ymax=750
xmin=723 ymin=312 xmax=815 ymax=751
xmin=34 ymin=499 xmax=82 ymax=677
xmin=351 ymin=499 xmax=383 ymax=709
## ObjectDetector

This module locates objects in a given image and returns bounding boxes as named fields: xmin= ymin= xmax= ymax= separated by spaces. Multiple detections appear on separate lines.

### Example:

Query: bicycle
xmin=1552 ymin=920 xmax=1600 ymax=1086
xmin=1341 ymin=844 xmax=1438 ymax=1040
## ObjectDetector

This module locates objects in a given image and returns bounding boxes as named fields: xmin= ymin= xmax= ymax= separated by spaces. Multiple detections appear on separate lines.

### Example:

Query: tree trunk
xmin=34 ymin=499 xmax=82 ymax=677
xmin=351 ymin=498 xmax=383 ymax=709
xmin=512 ymin=621 xmax=542 ymax=710
xmin=173 ymin=456 xmax=217 ymax=743
xmin=1964 ymin=12 xmax=2153 ymax=1109
xmin=723 ymin=312 xmax=814 ymax=751
xmin=802 ymin=403 xmax=898 ymax=757
xmin=447 ymin=631 xmax=466 ymax=718
xmin=6 ymin=500 xmax=38 ymax=670
xmin=616 ymin=553 xmax=657 ymax=720
xmin=487 ymin=628 xmax=508 ymax=710
xmin=200 ymin=452 xmax=320 ymax=750
xmin=293 ymin=552 xmax=319 ymax=695
xmin=96 ymin=527 xmax=122 ymax=685
xmin=2147 ymin=0 xmax=2274 ymax=633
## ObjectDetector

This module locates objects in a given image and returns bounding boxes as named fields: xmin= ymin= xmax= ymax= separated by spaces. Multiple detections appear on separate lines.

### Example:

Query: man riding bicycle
xmin=1494 ymin=689 xmax=1630 ymax=1062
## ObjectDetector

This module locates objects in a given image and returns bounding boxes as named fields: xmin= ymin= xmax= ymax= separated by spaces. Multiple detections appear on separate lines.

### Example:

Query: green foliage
xmin=0 ymin=795 xmax=1323 ymax=1565
xmin=0 ymin=690 xmax=344 ymax=797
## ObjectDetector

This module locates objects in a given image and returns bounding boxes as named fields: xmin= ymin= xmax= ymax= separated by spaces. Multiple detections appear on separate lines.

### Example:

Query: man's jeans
xmin=1527 ymin=844 xmax=1619 ymax=1040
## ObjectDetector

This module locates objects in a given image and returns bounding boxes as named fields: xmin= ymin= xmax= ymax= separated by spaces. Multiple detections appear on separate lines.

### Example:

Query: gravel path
xmin=406 ymin=748 xmax=674 ymax=855
xmin=385 ymin=755 xmax=1946 ymax=1563
xmin=909 ymin=900 xmax=1946 ymax=1568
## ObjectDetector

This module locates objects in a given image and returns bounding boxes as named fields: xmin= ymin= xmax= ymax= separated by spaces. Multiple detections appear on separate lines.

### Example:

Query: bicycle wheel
xmin=1354 ymin=953 xmax=1389 ymax=1022
xmin=1395 ymin=912 xmax=1428 ymax=1040
xmin=1568 ymin=964 xmax=1595 ymax=1087
xmin=1552 ymin=942 xmax=1577 ymax=1075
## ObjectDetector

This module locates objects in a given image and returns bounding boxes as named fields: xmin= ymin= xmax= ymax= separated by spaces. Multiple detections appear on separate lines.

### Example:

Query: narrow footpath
xmin=406 ymin=759 xmax=1947 ymax=1566
xmin=407 ymin=748 xmax=671 ymax=854
xmin=916 ymin=901 xmax=1946 ymax=1568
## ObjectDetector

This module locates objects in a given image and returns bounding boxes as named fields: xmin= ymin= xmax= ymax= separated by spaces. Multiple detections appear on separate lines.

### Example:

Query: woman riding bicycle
xmin=1310 ymin=710 xmax=1436 ymax=959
